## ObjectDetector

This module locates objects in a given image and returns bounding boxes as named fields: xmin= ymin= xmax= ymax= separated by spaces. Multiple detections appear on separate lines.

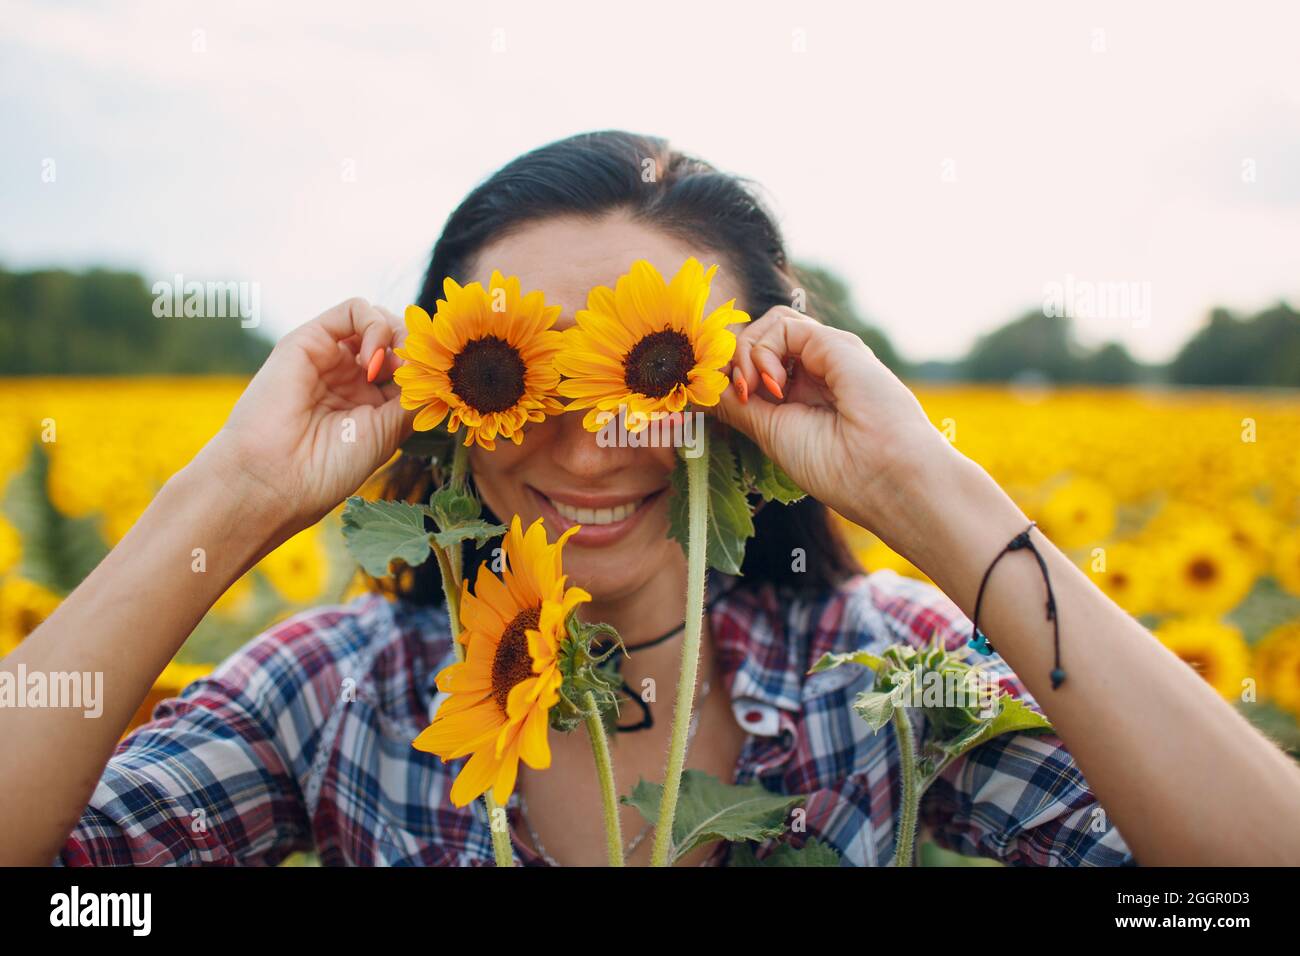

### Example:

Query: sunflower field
xmin=2 ymin=378 xmax=1299 ymax=755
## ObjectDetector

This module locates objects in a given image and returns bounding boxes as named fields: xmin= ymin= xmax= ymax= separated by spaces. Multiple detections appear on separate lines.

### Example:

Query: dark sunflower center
xmin=491 ymin=607 xmax=541 ymax=715
xmin=623 ymin=330 xmax=694 ymax=399
xmin=449 ymin=336 xmax=527 ymax=414
xmin=1188 ymin=557 xmax=1218 ymax=584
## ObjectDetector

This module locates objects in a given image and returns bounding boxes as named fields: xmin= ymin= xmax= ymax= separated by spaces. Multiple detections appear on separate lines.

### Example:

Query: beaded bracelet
xmin=966 ymin=520 xmax=1067 ymax=690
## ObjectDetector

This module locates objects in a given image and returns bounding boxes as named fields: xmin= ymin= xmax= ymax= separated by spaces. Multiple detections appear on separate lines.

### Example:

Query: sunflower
xmin=0 ymin=576 xmax=61 ymax=655
xmin=1154 ymin=616 xmax=1251 ymax=699
xmin=1158 ymin=519 xmax=1255 ymax=615
xmin=259 ymin=525 xmax=327 ymax=605
xmin=555 ymin=258 xmax=749 ymax=432
xmin=1273 ymin=526 xmax=1300 ymax=598
xmin=1254 ymin=621 xmax=1300 ymax=716
xmin=413 ymin=516 xmax=590 ymax=807
xmin=1081 ymin=541 xmax=1158 ymax=617
xmin=0 ymin=516 xmax=20 ymax=577
xmin=1224 ymin=496 xmax=1280 ymax=572
xmin=394 ymin=272 xmax=565 ymax=450
xmin=1035 ymin=476 xmax=1116 ymax=551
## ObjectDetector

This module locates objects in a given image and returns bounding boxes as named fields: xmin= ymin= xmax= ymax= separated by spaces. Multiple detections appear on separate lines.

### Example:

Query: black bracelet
xmin=966 ymin=520 xmax=1067 ymax=690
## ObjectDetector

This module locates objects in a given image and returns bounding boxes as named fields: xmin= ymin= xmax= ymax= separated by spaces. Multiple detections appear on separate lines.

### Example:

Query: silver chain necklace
xmin=517 ymin=678 xmax=712 ymax=867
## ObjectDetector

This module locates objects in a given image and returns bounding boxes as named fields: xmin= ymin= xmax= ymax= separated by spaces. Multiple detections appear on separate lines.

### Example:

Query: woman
xmin=4 ymin=131 xmax=1299 ymax=867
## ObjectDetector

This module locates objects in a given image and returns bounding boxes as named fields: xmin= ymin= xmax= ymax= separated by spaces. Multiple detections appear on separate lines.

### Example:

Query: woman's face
xmin=464 ymin=212 xmax=743 ymax=604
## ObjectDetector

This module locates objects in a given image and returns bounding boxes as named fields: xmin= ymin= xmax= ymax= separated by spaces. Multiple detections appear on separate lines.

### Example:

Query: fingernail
xmin=732 ymin=369 xmax=749 ymax=404
xmin=760 ymin=372 xmax=783 ymax=400
xmin=366 ymin=348 xmax=385 ymax=383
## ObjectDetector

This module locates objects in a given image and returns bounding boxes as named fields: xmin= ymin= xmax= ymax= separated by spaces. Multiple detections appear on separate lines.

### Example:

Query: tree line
xmin=1 ymin=262 xmax=1297 ymax=386
xmin=798 ymin=263 xmax=1300 ymax=387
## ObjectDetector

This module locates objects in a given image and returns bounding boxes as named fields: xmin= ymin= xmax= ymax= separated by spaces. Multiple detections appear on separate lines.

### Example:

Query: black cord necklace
xmin=595 ymin=582 xmax=734 ymax=733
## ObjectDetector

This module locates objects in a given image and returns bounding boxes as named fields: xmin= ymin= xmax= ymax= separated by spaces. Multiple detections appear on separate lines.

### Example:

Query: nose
xmin=548 ymin=409 xmax=630 ymax=481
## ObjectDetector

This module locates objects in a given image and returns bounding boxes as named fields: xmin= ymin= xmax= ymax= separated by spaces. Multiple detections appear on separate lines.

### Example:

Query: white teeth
xmin=549 ymin=497 xmax=642 ymax=525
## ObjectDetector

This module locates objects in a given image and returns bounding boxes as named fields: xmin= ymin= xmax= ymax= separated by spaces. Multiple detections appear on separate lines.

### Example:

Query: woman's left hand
xmin=713 ymin=306 xmax=957 ymax=548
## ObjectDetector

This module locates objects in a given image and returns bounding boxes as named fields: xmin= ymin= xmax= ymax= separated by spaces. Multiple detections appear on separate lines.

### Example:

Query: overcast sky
xmin=2 ymin=0 xmax=1298 ymax=362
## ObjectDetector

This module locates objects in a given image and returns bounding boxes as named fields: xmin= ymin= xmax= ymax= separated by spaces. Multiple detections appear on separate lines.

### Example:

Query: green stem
xmin=650 ymin=430 xmax=710 ymax=867
xmin=584 ymin=690 xmax=624 ymax=867
xmin=431 ymin=459 xmax=512 ymax=868
xmin=890 ymin=707 xmax=920 ymax=868
xmin=449 ymin=439 xmax=469 ymax=490
xmin=433 ymin=546 xmax=464 ymax=663
xmin=483 ymin=792 xmax=514 ymax=867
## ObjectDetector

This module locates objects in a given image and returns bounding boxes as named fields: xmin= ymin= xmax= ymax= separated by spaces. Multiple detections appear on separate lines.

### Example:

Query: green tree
xmin=1169 ymin=303 xmax=1300 ymax=387
xmin=0 ymin=265 xmax=273 ymax=375
xmin=961 ymin=311 xmax=1077 ymax=382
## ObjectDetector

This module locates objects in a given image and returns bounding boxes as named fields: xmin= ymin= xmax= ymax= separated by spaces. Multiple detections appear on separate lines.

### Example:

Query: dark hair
xmin=377 ymin=130 xmax=860 ymax=605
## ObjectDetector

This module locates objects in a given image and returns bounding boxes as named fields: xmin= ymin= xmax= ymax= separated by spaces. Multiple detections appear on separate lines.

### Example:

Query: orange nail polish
xmin=760 ymin=372 xmax=783 ymax=400
xmin=733 ymin=370 xmax=749 ymax=404
xmin=366 ymin=348 xmax=385 ymax=383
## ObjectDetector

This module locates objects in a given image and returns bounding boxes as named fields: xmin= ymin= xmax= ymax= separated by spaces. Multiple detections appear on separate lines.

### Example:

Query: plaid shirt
xmin=58 ymin=570 xmax=1133 ymax=867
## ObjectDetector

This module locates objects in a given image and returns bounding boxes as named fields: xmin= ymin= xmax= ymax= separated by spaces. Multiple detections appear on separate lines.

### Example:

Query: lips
xmin=528 ymin=485 xmax=666 ymax=546
xmin=547 ymin=497 xmax=642 ymax=526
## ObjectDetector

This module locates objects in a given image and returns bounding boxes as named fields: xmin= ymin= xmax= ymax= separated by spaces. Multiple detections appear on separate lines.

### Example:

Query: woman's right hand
xmin=203 ymin=297 xmax=413 ymax=539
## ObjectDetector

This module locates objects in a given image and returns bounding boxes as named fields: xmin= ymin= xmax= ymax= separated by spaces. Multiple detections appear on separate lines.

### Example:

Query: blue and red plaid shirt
xmin=58 ymin=570 xmax=1133 ymax=866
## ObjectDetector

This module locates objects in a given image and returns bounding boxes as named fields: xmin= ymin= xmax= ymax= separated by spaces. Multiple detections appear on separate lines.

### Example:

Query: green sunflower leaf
xmin=340 ymin=496 xmax=435 ymax=577
xmin=853 ymin=688 xmax=903 ymax=732
xmin=667 ymin=427 xmax=754 ymax=575
xmin=728 ymin=839 xmax=841 ymax=867
xmin=430 ymin=519 xmax=506 ymax=550
xmin=621 ymin=770 xmax=805 ymax=863
xmin=810 ymin=649 xmax=887 ymax=674
xmin=733 ymin=431 xmax=805 ymax=504
xmin=932 ymin=695 xmax=1053 ymax=762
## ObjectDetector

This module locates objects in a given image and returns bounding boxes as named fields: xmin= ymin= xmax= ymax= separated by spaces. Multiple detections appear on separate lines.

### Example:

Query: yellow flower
xmin=413 ymin=516 xmax=590 ymax=807
xmin=211 ymin=573 xmax=254 ymax=618
xmin=1273 ymin=526 xmax=1300 ymax=597
xmin=854 ymin=536 xmax=931 ymax=583
xmin=555 ymin=258 xmax=749 ymax=432
xmin=1082 ymin=541 xmax=1157 ymax=616
xmin=1154 ymin=617 xmax=1250 ymax=699
xmin=1035 ymin=476 xmax=1116 ymax=550
xmin=1224 ymin=497 xmax=1279 ymax=570
xmin=0 ymin=576 xmax=61 ymax=655
xmin=0 ymin=517 xmax=21 ymax=577
xmin=1157 ymin=519 xmax=1254 ymax=615
xmin=1254 ymin=621 xmax=1300 ymax=716
xmin=260 ymin=526 xmax=327 ymax=605
xmin=394 ymin=272 xmax=565 ymax=451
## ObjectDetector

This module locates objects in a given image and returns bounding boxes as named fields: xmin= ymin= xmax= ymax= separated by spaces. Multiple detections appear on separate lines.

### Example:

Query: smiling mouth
xmin=546 ymin=494 xmax=656 ymax=525
xmin=529 ymin=487 xmax=665 ymax=527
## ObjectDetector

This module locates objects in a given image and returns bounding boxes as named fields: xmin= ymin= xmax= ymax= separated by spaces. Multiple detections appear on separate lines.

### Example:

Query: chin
xmin=563 ymin=533 xmax=662 ymax=596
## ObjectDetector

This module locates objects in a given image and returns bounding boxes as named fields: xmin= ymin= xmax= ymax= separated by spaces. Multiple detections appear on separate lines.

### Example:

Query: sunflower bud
xmin=550 ymin=616 xmax=626 ymax=734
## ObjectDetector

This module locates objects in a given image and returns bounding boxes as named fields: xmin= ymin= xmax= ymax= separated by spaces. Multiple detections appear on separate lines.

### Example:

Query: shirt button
xmin=731 ymin=697 xmax=781 ymax=736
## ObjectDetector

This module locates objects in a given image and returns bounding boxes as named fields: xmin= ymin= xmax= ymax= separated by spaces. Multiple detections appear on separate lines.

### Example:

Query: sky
xmin=2 ymin=0 xmax=1298 ymax=362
